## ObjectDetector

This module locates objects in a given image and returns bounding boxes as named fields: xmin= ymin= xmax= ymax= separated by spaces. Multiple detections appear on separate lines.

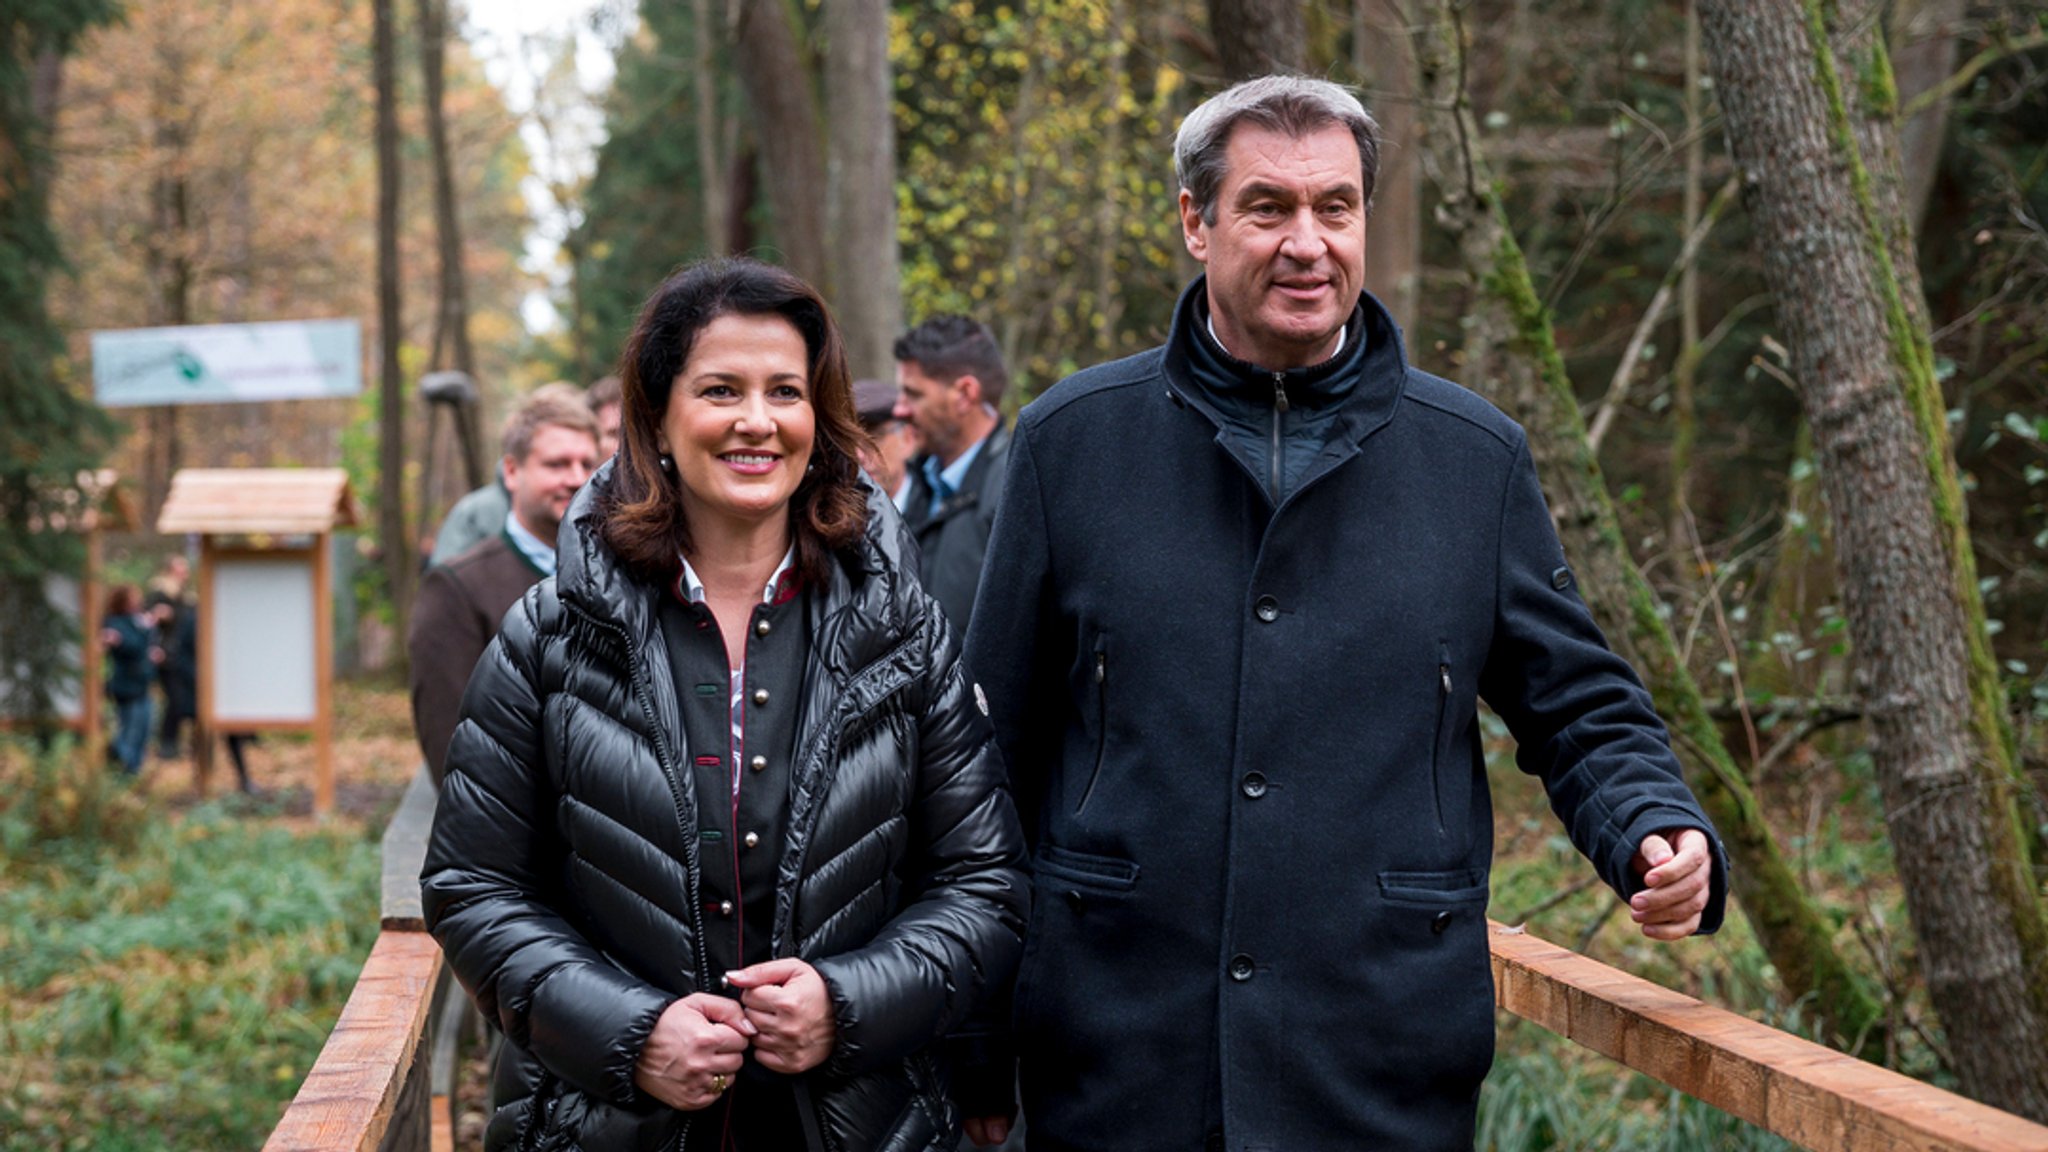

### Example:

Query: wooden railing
xmin=268 ymin=779 xmax=2048 ymax=1151
xmin=264 ymin=767 xmax=457 ymax=1152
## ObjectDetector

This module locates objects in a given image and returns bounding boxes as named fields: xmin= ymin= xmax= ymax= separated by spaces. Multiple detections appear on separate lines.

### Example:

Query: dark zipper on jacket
xmin=573 ymin=606 xmax=711 ymax=1152
xmin=1432 ymin=641 xmax=1452 ymax=835
xmin=1076 ymin=646 xmax=1108 ymax=815
xmin=1270 ymin=373 xmax=1290 ymax=503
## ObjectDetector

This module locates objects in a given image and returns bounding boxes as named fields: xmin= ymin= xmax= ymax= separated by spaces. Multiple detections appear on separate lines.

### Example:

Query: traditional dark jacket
xmin=964 ymin=279 xmax=1728 ymax=1152
xmin=900 ymin=422 xmax=1011 ymax=633
xmin=421 ymin=465 xmax=1028 ymax=1152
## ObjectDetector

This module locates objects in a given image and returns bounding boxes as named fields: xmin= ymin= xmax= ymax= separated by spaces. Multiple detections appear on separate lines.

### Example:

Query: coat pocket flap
xmin=1377 ymin=868 xmax=1488 ymax=907
xmin=1035 ymin=843 xmax=1140 ymax=892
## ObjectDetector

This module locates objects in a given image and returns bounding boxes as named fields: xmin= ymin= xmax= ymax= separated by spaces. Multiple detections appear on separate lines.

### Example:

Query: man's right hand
xmin=964 ymin=1115 xmax=1013 ymax=1147
xmin=632 ymin=993 xmax=756 ymax=1111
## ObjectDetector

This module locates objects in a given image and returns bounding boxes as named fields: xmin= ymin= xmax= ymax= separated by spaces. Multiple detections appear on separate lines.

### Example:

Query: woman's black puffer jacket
xmin=420 ymin=467 xmax=1029 ymax=1152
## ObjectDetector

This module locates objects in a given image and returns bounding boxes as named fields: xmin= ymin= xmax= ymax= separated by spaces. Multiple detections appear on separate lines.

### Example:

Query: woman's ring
xmin=711 ymin=1073 xmax=729 ymax=1094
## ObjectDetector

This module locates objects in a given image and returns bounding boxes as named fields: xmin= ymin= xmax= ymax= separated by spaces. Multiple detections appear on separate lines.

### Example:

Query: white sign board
xmin=210 ymin=555 xmax=318 ymax=724
xmin=91 ymin=318 xmax=362 ymax=408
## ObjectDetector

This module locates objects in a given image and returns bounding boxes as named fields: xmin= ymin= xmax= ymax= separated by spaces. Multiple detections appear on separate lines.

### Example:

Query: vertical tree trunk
xmin=821 ymin=0 xmax=901 ymax=381
xmin=690 ymin=0 xmax=729 ymax=258
xmin=1410 ymin=0 xmax=1887 ymax=1057
xmin=731 ymin=0 xmax=828 ymax=290
xmin=1888 ymin=0 xmax=1964 ymax=228
xmin=418 ymin=0 xmax=474 ymax=382
xmin=1093 ymin=0 xmax=1131 ymax=357
xmin=1209 ymin=0 xmax=1307 ymax=79
xmin=374 ymin=0 xmax=411 ymax=648
xmin=1670 ymin=0 xmax=1704 ymax=553
xmin=1697 ymin=0 xmax=2048 ymax=1120
xmin=1354 ymin=0 xmax=1419 ymax=334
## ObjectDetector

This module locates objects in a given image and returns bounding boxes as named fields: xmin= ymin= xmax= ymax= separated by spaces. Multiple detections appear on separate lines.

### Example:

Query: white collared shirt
xmin=504 ymin=513 xmax=557 ymax=576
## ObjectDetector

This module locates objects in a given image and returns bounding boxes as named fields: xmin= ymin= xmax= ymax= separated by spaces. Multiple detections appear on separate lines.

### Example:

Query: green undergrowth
xmin=0 ymin=759 xmax=380 ymax=1151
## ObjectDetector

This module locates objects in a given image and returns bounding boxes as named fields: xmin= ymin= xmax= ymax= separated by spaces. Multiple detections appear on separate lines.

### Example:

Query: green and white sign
xmin=91 ymin=318 xmax=362 ymax=407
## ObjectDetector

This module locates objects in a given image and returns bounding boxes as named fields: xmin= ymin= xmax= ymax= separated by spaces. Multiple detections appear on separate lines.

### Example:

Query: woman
xmin=421 ymin=258 xmax=1026 ymax=1152
xmin=101 ymin=584 xmax=159 ymax=776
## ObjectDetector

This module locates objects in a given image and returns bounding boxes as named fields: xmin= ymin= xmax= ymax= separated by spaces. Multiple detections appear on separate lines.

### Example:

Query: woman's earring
xmin=806 ymin=460 xmax=816 ymax=475
xmin=659 ymin=454 xmax=674 ymax=473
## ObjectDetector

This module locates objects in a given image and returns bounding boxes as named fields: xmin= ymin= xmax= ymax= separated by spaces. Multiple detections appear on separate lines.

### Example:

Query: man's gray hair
xmin=1174 ymin=75 xmax=1381 ymax=226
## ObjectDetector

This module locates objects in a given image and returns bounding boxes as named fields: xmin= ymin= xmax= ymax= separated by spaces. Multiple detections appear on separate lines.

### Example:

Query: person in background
xmin=408 ymin=388 xmax=600 ymax=782
xmin=963 ymin=74 xmax=1725 ymax=1150
xmin=101 ymin=584 xmax=160 ymax=777
xmin=893 ymin=316 xmax=1012 ymax=631
xmin=851 ymin=377 xmax=919 ymax=512
xmin=587 ymin=373 xmax=624 ymax=458
xmin=146 ymin=553 xmax=196 ymax=760
xmin=421 ymin=257 xmax=1025 ymax=1152
xmin=430 ymin=382 xmax=599 ymax=566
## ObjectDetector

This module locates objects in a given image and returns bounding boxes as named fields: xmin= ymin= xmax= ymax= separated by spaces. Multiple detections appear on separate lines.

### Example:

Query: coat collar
xmin=1162 ymin=275 xmax=1412 ymax=453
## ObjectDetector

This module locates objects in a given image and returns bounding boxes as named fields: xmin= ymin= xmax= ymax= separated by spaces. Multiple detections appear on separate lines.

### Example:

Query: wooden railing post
xmin=265 ymin=767 xmax=452 ymax=1152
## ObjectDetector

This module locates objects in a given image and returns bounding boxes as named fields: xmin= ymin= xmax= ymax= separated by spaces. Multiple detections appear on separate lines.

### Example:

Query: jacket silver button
xmin=750 ymin=754 xmax=767 ymax=773
xmin=1253 ymin=596 xmax=1279 ymax=623
xmin=755 ymin=618 xmax=772 ymax=637
xmin=719 ymin=900 xmax=734 ymax=917
xmin=1228 ymin=953 xmax=1255 ymax=982
xmin=1240 ymin=772 xmax=1267 ymax=799
xmin=743 ymin=831 xmax=760 ymax=849
xmin=752 ymin=688 xmax=770 ymax=706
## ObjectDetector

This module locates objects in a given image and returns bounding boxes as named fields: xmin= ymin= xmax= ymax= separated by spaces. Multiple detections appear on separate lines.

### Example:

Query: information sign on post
xmin=91 ymin=319 xmax=362 ymax=408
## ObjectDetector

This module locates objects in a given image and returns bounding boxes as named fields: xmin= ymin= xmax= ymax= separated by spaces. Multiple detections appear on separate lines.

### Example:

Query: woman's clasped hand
xmin=632 ymin=959 xmax=839 ymax=1110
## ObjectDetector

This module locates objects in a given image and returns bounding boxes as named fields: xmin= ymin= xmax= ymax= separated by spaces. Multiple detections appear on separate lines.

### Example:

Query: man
xmin=585 ymin=373 xmax=622 ymax=458
xmin=430 ymin=380 xmax=611 ymax=565
xmin=852 ymin=376 xmax=919 ymax=512
xmin=963 ymin=76 xmax=1727 ymax=1151
xmin=894 ymin=315 xmax=1010 ymax=631
xmin=409 ymin=388 xmax=599 ymax=782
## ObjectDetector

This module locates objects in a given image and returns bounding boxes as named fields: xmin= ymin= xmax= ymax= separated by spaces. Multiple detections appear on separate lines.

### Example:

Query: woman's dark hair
xmin=105 ymin=584 xmax=139 ymax=617
xmin=604 ymin=258 xmax=871 ymax=587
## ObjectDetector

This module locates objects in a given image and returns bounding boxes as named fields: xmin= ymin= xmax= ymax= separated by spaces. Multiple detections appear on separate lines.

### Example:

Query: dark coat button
xmin=1064 ymin=889 xmax=1084 ymax=910
xmin=1254 ymin=595 xmax=1279 ymax=623
xmin=1240 ymin=772 xmax=1267 ymax=799
xmin=1228 ymin=953 xmax=1255 ymax=982
xmin=1431 ymin=910 xmax=1453 ymax=935
xmin=1550 ymin=566 xmax=1573 ymax=591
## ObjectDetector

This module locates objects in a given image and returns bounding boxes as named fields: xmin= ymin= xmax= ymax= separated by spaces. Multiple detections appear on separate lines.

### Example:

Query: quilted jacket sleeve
xmin=1479 ymin=437 xmax=1729 ymax=931
xmin=809 ymin=603 xmax=1030 ymax=1077
xmin=419 ymin=588 xmax=675 ymax=1107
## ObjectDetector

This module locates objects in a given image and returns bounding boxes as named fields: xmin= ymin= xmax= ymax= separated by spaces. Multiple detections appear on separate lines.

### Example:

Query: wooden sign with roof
xmin=0 ymin=469 xmax=138 ymax=761
xmin=158 ymin=468 xmax=360 ymax=815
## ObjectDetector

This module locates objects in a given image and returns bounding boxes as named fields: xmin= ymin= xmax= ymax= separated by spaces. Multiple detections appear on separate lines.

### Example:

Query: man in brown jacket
xmin=409 ymin=387 xmax=600 ymax=782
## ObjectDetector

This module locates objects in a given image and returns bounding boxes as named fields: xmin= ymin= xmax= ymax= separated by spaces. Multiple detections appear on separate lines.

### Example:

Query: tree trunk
xmin=1888 ymin=0 xmax=1964 ymax=229
xmin=375 ymin=0 xmax=412 ymax=649
xmin=1209 ymin=0 xmax=1307 ymax=79
xmin=731 ymin=0 xmax=828 ymax=290
xmin=690 ymin=0 xmax=729 ymax=258
xmin=821 ymin=0 xmax=900 ymax=382
xmin=1355 ymin=0 xmax=1419 ymax=335
xmin=418 ymin=0 xmax=475 ymax=382
xmin=1409 ymin=0 xmax=1887 ymax=1057
xmin=1697 ymin=0 xmax=2048 ymax=1120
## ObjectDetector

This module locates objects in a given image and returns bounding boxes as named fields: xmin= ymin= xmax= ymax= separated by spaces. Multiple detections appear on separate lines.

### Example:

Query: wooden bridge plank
xmin=264 ymin=931 xmax=443 ymax=1152
xmin=1490 ymin=922 xmax=2048 ymax=1152
xmin=381 ymin=765 xmax=438 ymax=930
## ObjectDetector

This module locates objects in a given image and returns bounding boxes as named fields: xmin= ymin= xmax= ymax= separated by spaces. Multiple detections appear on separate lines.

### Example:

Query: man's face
xmin=595 ymin=402 xmax=622 ymax=459
xmin=893 ymin=361 xmax=972 ymax=463
xmin=503 ymin=423 xmax=599 ymax=543
xmin=1181 ymin=122 xmax=1367 ymax=370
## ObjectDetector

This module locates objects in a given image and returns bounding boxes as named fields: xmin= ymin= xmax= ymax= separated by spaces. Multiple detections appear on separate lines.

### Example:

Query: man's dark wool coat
xmin=964 ymin=279 xmax=1728 ymax=1152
